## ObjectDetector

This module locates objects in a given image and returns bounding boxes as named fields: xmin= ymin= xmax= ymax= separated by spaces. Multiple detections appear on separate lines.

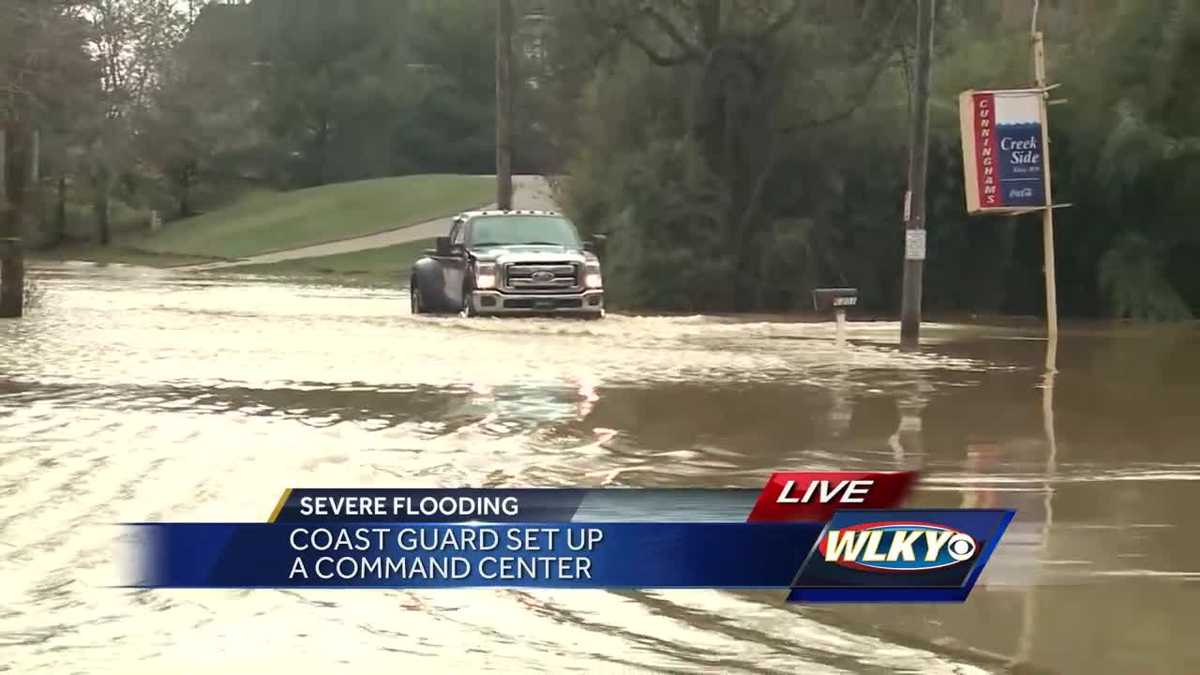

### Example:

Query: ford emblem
xmin=532 ymin=271 xmax=555 ymax=282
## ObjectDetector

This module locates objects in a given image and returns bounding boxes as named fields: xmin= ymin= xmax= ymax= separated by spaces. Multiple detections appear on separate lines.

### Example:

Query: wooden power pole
xmin=900 ymin=0 xmax=935 ymax=348
xmin=0 ymin=128 xmax=7 ymax=214
xmin=495 ymin=0 xmax=514 ymax=211
xmin=1031 ymin=3 xmax=1058 ymax=338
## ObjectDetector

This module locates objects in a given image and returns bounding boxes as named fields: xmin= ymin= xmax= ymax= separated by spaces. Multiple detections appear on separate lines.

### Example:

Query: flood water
xmin=2 ymin=263 xmax=1198 ymax=674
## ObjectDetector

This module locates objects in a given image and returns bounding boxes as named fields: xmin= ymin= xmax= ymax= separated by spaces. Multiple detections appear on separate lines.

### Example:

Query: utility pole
xmin=1031 ymin=1 xmax=1058 ymax=338
xmin=0 ymin=128 xmax=7 ymax=222
xmin=495 ymin=0 xmax=514 ymax=210
xmin=900 ymin=0 xmax=935 ymax=348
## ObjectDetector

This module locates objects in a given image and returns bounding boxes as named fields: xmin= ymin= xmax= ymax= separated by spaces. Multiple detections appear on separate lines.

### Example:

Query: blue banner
xmin=120 ymin=508 xmax=1014 ymax=602
xmin=123 ymin=522 xmax=819 ymax=589
xmin=995 ymin=122 xmax=1045 ymax=207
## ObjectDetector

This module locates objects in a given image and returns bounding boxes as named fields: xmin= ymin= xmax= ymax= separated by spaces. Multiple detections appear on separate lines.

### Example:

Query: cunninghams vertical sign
xmin=959 ymin=89 xmax=1048 ymax=213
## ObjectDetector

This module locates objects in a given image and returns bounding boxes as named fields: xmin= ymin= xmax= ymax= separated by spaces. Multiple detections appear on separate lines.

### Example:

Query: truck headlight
xmin=584 ymin=263 xmax=603 ymax=289
xmin=475 ymin=263 xmax=496 ymax=289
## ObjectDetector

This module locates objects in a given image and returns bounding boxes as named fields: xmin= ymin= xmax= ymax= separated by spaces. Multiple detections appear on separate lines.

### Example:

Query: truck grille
xmin=503 ymin=263 xmax=580 ymax=292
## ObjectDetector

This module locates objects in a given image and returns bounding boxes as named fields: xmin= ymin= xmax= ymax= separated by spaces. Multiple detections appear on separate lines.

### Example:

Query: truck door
xmin=441 ymin=221 xmax=469 ymax=309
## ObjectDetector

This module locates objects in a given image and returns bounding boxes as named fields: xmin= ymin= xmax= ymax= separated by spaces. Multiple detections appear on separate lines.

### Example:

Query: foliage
xmin=1 ymin=0 xmax=96 ymax=242
xmin=548 ymin=0 xmax=917 ymax=311
xmin=1099 ymin=233 xmax=1192 ymax=320
xmin=544 ymin=0 xmax=1200 ymax=318
xmin=596 ymin=138 xmax=734 ymax=310
xmin=249 ymin=0 xmax=498 ymax=186
xmin=4 ymin=0 xmax=1200 ymax=319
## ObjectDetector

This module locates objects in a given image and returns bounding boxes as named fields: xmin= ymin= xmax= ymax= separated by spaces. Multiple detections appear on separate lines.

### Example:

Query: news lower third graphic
xmin=118 ymin=472 xmax=1013 ymax=602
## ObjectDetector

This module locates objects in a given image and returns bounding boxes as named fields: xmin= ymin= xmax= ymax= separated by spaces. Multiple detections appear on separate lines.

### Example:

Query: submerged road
xmin=175 ymin=175 xmax=558 ymax=271
xmin=2 ymin=263 xmax=1198 ymax=672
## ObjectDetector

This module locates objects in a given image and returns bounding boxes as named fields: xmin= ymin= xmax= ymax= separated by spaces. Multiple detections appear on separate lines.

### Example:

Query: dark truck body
xmin=409 ymin=210 xmax=605 ymax=318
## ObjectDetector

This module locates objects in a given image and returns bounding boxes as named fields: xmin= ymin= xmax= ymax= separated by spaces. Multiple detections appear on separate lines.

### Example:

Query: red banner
xmin=746 ymin=471 xmax=917 ymax=523
xmin=972 ymin=93 xmax=1000 ymax=208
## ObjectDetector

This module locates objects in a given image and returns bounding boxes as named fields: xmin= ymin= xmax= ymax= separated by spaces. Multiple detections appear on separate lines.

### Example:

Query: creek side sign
xmin=959 ymin=89 xmax=1047 ymax=213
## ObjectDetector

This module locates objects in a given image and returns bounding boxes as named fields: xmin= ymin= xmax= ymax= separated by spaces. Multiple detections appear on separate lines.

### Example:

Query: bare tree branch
xmin=579 ymin=0 xmax=702 ymax=67
xmin=639 ymin=3 xmax=702 ymax=58
xmin=777 ymin=4 xmax=906 ymax=134
xmin=733 ymin=1 xmax=906 ymax=241
xmin=760 ymin=0 xmax=801 ymax=38
xmin=623 ymin=23 xmax=700 ymax=66
xmin=783 ymin=58 xmax=897 ymax=132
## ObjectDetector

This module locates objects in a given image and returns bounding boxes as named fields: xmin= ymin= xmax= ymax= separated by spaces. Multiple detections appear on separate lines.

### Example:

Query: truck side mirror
xmin=587 ymin=233 xmax=607 ymax=254
xmin=435 ymin=236 xmax=452 ymax=256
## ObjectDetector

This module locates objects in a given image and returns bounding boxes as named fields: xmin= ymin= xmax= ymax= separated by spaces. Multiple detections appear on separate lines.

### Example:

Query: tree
xmin=82 ymin=0 xmax=188 ymax=244
xmin=1 ymin=0 xmax=96 ymax=242
xmin=546 ymin=0 xmax=907 ymax=310
xmin=137 ymin=2 xmax=260 ymax=218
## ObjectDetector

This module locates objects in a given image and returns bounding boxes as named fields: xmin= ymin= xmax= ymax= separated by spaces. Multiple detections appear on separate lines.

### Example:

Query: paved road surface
xmin=175 ymin=175 xmax=558 ymax=271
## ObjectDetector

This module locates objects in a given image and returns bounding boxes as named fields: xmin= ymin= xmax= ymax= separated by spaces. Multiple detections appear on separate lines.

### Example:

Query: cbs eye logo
xmin=946 ymin=532 xmax=977 ymax=561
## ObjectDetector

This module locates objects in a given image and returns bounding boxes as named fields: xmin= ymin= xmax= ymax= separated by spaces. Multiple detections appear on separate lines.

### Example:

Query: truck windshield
xmin=468 ymin=216 xmax=581 ymax=248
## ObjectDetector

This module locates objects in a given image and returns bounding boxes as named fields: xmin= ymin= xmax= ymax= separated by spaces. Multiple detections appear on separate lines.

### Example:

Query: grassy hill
xmin=139 ymin=174 xmax=491 ymax=259
xmin=229 ymin=239 xmax=434 ymax=286
xmin=37 ymin=174 xmax=490 ymax=268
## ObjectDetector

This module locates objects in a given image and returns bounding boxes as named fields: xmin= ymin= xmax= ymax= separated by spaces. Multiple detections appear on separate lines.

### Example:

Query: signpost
xmin=1032 ymin=29 xmax=1059 ymax=339
xmin=957 ymin=4 xmax=1062 ymax=338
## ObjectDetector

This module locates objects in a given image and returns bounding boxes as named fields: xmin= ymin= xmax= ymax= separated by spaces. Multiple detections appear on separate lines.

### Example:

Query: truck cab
xmin=409 ymin=210 xmax=605 ymax=319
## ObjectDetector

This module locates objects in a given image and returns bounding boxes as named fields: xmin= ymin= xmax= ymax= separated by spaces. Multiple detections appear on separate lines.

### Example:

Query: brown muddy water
xmin=1 ymin=262 xmax=1198 ymax=674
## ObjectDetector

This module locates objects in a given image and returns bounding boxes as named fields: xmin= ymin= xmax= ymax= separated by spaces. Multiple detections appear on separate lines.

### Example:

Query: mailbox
xmin=812 ymin=288 xmax=859 ymax=313
xmin=813 ymin=287 xmax=857 ymax=346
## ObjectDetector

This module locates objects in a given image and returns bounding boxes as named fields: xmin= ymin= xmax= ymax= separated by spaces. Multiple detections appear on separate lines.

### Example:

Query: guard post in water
xmin=0 ymin=237 xmax=23 ymax=318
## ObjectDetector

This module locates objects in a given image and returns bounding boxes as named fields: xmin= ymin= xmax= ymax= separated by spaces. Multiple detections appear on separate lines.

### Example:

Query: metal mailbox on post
xmin=813 ymin=287 xmax=858 ymax=344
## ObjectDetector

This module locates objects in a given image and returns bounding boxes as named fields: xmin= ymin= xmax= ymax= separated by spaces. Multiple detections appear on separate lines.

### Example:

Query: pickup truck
xmin=409 ymin=210 xmax=605 ymax=319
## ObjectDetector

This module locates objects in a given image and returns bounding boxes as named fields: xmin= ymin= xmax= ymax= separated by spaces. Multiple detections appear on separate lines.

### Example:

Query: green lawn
xmin=227 ymin=239 xmax=434 ymax=286
xmin=32 ymin=244 xmax=219 ymax=268
xmin=136 ymin=174 xmax=491 ymax=259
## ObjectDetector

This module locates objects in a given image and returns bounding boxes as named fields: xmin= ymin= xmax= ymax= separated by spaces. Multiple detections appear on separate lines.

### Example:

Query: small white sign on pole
xmin=905 ymin=229 xmax=926 ymax=261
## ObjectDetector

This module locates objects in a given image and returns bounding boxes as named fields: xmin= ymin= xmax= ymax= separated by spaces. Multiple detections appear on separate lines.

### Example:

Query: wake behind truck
xmin=409 ymin=210 xmax=605 ymax=319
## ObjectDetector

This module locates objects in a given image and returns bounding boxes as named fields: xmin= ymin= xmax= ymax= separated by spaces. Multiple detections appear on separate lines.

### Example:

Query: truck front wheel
xmin=459 ymin=283 xmax=477 ymax=318
xmin=410 ymin=278 xmax=424 ymax=314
